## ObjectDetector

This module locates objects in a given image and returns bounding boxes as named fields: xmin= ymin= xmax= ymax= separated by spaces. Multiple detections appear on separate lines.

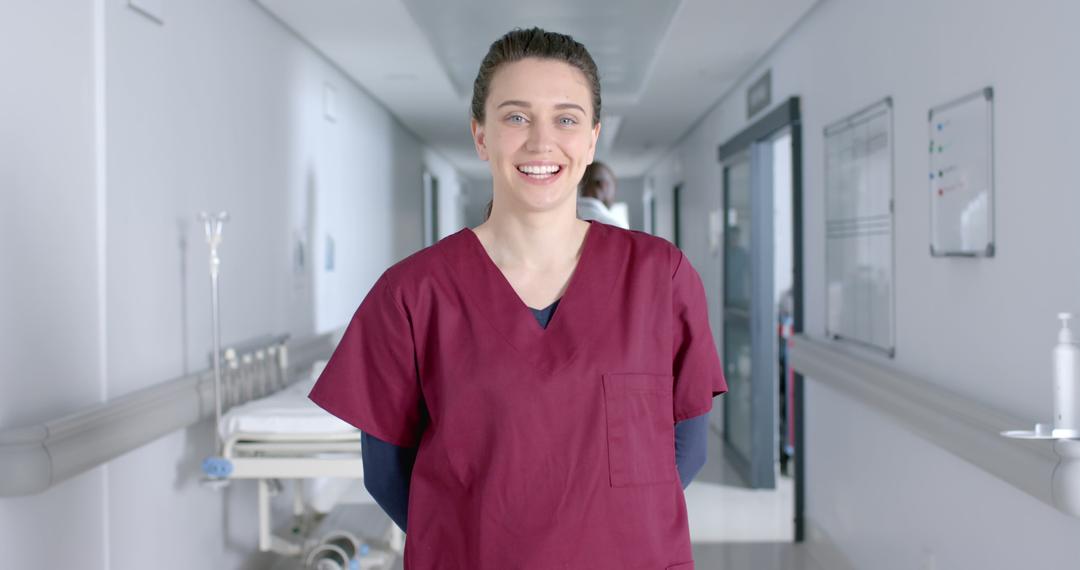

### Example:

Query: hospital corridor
xmin=4 ymin=0 xmax=1080 ymax=568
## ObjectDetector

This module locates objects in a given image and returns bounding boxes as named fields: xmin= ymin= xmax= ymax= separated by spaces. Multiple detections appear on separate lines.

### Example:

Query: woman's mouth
xmin=516 ymin=163 xmax=564 ymax=184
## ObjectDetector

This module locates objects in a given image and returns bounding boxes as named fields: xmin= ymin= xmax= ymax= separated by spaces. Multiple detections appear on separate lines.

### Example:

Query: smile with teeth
xmin=517 ymin=164 xmax=562 ymax=179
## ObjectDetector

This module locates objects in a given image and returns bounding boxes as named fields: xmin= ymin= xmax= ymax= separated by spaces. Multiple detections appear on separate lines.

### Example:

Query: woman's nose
xmin=524 ymin=122 xmax=554 ymax=153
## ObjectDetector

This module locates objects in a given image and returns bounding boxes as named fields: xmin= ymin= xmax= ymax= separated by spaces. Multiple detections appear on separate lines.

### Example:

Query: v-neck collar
xmin=448 ymin=220 xmax=608 ymax=374
xmin=529 ymin=298 xmax=560 ymax=330
xmin=464 ymin=220 xmax=596 ymax=334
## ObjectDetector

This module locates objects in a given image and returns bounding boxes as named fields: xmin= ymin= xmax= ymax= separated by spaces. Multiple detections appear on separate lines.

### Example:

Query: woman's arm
xmin=360 ymin=431 xmax=418 ymax=532
xmin=675 ymin=414 xmax=709 ymax=488
xmin=361 ymin=413 xmax=707 ymax=530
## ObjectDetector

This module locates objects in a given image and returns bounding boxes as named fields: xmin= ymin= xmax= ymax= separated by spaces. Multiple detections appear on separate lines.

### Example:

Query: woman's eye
xmin=559 ymin=117 xmax=579 ymax=127
xmin=507 ymin=114 xmax=527 ymax=125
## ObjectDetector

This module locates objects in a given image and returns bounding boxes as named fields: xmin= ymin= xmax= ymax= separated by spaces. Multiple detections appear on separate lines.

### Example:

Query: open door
xmin=720 ymin=143 xmax=776 ymax=490
xmin=717 ymin=97 xmax=804 ymax=540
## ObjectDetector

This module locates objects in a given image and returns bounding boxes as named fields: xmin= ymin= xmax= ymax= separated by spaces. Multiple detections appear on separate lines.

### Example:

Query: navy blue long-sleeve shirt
xmin=361 ymin=298 xmax=710 ymax=532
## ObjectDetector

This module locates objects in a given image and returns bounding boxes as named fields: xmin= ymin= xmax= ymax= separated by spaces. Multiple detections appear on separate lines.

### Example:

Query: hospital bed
xmin=204 ymin=341 xmax=404 ymax=568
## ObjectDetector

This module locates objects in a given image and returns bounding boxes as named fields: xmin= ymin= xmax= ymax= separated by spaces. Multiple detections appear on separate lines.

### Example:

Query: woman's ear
xmin=585 ymin=121 xmax=601 ymax=165
xmin=471 ymin=118 xmax=489 ymax=161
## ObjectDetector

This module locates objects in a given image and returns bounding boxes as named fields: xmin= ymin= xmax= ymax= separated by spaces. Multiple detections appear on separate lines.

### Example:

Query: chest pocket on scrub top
xmin=601 ymin=372 xmax=676 ymax=487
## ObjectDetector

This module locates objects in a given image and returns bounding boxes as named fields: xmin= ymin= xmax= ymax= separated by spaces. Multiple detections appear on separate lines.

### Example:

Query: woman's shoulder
xmin=378 ymin=229 xmax=469 ymax=286
xmin=591 ymin=221 xmax=682 ymax=274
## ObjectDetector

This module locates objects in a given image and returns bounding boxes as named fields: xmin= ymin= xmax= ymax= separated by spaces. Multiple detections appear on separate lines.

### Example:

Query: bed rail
xmin=0 ymin=331 xmax=338 ymax=497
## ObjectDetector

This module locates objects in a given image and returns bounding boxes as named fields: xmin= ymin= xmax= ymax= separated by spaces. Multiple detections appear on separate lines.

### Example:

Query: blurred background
xmin=3 ymin=0 xmax=1080 ymax=568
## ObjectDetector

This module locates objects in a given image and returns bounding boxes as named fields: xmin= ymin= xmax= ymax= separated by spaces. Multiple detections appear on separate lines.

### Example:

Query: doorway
xmin=423 ymin=171 xmax=440 ymax=247
xmin=644 ymin=188 xmax=657 ymax=235
xmin=717 ymin=97 xmax=804 ymax=541
xmin=673 ymin=183 xmax=683 ymax=249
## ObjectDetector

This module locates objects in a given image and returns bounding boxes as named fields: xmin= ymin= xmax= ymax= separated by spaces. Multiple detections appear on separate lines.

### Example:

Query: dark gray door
xmin=717 ymin=97 xmax=804 ymax=538
xmin=722 ymin=142 xmax=777 ymax=490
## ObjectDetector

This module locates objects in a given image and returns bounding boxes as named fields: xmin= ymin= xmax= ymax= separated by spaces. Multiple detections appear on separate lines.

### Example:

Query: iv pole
xmin=200 ymin=211 xmax=233 ymax=480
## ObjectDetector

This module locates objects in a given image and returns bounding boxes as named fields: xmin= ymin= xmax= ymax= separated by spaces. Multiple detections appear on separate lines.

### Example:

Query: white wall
xmin=423 ymin=148 xmax=469 ymax=240
xmin=615 ymin=176 xmax=645 ymax=231
xmin=463 ymin=175 xmax=493 ymax=228
xmin=646 ymin=0 xmax=1080 ymax=566
xmin=0 ymin=2 xmax=108 ymax=568
xmin=0 ymin=0 xmax=453 ymax=568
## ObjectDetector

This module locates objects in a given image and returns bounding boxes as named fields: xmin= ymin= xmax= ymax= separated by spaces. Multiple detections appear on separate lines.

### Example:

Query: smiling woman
xmin=473 ymin=56 xmax=599 ymax=218
xmin=309 ymin=26 xmax=726 ymax=570
xmin=471 ymin=28 xmax=602 ymax=221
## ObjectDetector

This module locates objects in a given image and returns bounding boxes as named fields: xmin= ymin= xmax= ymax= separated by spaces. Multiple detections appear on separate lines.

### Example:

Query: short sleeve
xmin=308 ymin=273 xmax=426 ymax=447
xmin=671 ymin=250 xmax=728 ymax=422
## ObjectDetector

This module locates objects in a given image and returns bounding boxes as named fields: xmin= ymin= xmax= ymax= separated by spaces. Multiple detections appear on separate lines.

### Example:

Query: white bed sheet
xmin=219 ymin=377 xmax=356 ymax=438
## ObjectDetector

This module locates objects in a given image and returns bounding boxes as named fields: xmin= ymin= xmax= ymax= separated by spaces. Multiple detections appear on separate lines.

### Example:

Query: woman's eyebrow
xmin=495 ymin=101 xmax=586 ymax=114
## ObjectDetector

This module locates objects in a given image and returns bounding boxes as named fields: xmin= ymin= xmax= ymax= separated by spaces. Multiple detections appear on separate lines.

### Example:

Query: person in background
xmin=576 ymin=161 xmax=628 ymax=228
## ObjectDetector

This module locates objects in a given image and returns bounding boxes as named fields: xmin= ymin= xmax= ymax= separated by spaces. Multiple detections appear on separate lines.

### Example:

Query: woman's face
xmin=471 ymin=58 xmax=601 ymax=215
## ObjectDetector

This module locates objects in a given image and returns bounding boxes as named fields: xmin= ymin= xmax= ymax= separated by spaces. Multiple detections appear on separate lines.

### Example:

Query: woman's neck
xmin=471 ymin=210 xmax=589 ymax=271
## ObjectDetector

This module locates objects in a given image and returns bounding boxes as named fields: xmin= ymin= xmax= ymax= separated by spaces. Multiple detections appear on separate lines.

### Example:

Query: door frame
xmin=422 ymin=171 xmax=440 ymax=247
xmin=673 ymin=183 xmax=683 ymax=249
xmin=717 ymin=96 xmax=805 ymax=542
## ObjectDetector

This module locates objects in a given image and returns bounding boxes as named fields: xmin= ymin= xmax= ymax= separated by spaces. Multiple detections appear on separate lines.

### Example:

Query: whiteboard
xmin=929 ymin=88 xmax=995 ymax=257
xmin=824 ymin=98 xmax=895 ymax=356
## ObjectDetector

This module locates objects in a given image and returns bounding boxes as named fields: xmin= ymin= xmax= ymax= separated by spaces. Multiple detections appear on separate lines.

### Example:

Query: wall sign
xmin=747 ymin=70 xmax=772 ymax=119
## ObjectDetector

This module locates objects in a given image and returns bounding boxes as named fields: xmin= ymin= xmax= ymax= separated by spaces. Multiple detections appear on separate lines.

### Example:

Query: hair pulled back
xmin=471 ymin=27 xmax=602 ymax=127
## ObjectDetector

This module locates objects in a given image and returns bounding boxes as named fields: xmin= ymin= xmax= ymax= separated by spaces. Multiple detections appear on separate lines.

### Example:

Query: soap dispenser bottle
xmin=1053 ymin=313 xmax=1080 ymax=438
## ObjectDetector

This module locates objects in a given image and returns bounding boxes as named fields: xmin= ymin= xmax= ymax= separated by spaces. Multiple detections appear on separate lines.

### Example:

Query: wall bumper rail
xmin=0 ymin=332 xmax=337 ymax=497
xmin=789 ymin=334 xmax=1080 ymax=518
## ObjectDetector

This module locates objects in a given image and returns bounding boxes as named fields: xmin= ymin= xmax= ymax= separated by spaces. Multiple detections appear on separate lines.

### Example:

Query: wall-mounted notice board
xmin=824 ymin=98 xmax=895 ymax=356
xmin=928 ymin=87 xmax=995 ymax=257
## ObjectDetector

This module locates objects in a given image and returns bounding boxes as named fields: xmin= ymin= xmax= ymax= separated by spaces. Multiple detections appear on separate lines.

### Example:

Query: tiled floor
xmin=687 ymin=425 xmax=794 ymax=543
xmin=686 ymin=428 xmax=827 ymax=569
xmin=691 ymin=541 xmax=828 ymax=570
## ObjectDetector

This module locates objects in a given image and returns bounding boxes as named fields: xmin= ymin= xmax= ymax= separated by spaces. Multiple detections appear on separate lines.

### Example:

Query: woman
xmin=576 ymin=161 xmax=627 ymax=229
xmin=310 ymin=27 xmax=726 ymax=570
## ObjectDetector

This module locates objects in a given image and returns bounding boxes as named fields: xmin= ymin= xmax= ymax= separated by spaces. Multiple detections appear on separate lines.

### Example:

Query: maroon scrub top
xmin=310 ymin=220 xmax=727 ymax=570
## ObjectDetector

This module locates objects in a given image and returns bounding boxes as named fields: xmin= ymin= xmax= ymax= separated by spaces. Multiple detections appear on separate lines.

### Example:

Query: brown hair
xmin=578 ymin=161 xmax=613 ymax=197
xmin=474 ymin=28 xmax=602 ymax=221
xmin=472 ymin=27 xmax=602 ymax=127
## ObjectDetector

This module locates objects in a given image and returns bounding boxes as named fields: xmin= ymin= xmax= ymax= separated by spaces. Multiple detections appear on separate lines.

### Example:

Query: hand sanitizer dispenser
xmin=1001 ymin=312 xmax=1080 ymax=518
xmin=1054 ymin=313 xmax=1080 ymax=438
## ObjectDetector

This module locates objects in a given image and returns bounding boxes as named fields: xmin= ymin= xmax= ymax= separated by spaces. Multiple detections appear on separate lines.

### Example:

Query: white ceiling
xmin=256 ymin=0 xmax=819 ymax=179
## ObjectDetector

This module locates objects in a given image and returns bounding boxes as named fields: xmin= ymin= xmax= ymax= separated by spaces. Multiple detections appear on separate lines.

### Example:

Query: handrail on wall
xmin=0 ymin=332 xmax=338 ymax=497
xmin=789 ymin=334 xmax=1080 ymax=517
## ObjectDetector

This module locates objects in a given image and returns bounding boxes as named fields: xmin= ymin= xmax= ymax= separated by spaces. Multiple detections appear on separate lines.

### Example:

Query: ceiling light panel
xmin=401 ymin=0 xmax=682 ymax=102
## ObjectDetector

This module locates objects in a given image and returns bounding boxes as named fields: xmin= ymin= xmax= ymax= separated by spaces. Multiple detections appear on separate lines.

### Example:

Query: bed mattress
xmin=220 ymin=377 xmax=357 ymax=438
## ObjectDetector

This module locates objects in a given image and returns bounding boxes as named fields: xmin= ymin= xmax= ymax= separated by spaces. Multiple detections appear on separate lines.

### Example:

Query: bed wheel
xmin=304 ymin=543 xmax=349 ymax=570
xmin=321 ymin=530 xmax=364 ymax=559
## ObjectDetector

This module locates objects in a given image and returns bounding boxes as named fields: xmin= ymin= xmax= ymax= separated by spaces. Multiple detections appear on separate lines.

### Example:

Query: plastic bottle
xmin=1053 ymin=313 xmax=1080 ymax=438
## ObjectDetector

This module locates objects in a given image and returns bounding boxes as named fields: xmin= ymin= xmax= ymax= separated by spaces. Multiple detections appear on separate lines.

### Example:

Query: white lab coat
xmin=577 ymin=196 xmax=628 ymax=229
